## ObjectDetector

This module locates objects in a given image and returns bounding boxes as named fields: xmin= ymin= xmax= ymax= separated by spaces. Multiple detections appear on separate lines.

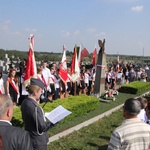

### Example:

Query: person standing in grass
xmin=107 ymin=98 xmax=150 ymax=150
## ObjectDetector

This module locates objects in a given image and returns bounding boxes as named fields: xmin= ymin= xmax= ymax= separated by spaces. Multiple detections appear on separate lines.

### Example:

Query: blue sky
xmin=0 ymin=0 xmax=150 ymax=56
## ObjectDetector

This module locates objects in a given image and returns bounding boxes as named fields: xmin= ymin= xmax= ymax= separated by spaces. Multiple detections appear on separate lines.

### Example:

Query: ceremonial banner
xmin=71 ymin=45 xmax=80 ymax=83
xmin=92 ymin=48 xmax=97 ymax=67
xmin=80 ymin=44 xmax=89 ymax=61
xmin=23 ymin=34 xmax=37 ymax=86
xmin=59 ymin=45 xmax=68 ymax=83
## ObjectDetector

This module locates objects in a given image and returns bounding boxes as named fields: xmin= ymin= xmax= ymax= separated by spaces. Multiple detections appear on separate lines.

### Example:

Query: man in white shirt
xmin=42 ymin=61 xmax=51 ymax=97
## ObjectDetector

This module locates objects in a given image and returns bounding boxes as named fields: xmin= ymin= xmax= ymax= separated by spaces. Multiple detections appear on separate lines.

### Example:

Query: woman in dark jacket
xmin=21 ymin=78 xmax=53 ymax=150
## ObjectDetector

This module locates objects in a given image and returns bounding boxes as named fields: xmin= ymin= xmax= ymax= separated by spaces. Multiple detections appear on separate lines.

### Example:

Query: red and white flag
xmin=71 ymin=45 xmax=80 ymax=83
xmin=23 ymin=34 xmax=37 ymax=86
xmin=116 ymin=54 xmax=120 ymax=72
xmin=59 ymin=45 xmax=68 ymax=83
xmin=80 ymin=44 xmax=89 ymax=61
xmin=92 ymin=48 xmax=97 ymax=67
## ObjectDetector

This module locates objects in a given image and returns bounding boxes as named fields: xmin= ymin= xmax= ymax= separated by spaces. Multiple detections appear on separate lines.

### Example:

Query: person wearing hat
xmin=21 ymin=78 xmax=54 ymax=150
xmin=107 ymin=98 xmax=150 ymax=150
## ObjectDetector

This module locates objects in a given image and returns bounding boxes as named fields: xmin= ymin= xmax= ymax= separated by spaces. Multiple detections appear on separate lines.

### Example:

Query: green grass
xmin=47 ymin=109 xmax=124 ymax=150
xmin=47 ymin=91 xmax=149 ymax=149
xmin=47 ymin=92 xmax=136 ymax=136
xmin=12 ymin=91 xmax=148 ymax=150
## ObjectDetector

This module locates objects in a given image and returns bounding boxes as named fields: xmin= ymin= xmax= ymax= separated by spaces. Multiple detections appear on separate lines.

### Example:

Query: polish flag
xmin=92 ymin=48 xmax=97 ymax=67
xmin=59 ymin=45 xmax=68 ymax=83
xmin=80 ymin=44 xmax=89 ymax=61
xmin=23 ymin=34 xmax=37 ymax=86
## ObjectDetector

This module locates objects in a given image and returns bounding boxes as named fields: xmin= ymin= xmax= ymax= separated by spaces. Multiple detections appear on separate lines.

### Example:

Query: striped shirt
xmin=107 ymin=118 xmax=150 ymax=150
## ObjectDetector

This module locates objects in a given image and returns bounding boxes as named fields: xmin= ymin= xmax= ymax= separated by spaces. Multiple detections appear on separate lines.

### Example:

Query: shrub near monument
xmin=119 ymin=81 xmax=150 ymax=94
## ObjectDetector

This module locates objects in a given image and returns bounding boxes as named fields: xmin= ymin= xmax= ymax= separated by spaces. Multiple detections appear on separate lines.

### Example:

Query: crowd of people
xmin=105 ymin=63 xmax=149 ymax=91
xmin=1 ymin=60 xmax=97 ymax=105
xmin=0 ymin=59 xmax=150 ymax=149
xmin=0 ymin=60 xmax=149 ymax=106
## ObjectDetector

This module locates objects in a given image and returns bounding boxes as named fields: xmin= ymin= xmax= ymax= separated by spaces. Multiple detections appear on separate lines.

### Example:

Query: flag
xmin=77 ymin=44 xmax=81 ymax=66
xmin=80 ymin=44 xmax=89 ymax=61
xmin=92 ymin=48 xmax=97 ymax=66
xmin=23 ymin=34 xmax=37 ymax=86
xmin=71 ymin=45 xmax=80 ymax=83
xmin=71 ymin=46 xmax=76 ymax=75
xmin=116 ymin=54 xmax=120 ymax=72
xmin=59 ymin=45 xmax=68 ymax=83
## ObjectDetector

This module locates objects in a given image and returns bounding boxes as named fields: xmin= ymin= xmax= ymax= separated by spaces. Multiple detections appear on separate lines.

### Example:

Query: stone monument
xmin=94 ymin=39 xmax=106 ymax=97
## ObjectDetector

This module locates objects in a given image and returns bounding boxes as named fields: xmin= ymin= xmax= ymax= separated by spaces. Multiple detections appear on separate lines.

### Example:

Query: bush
xmin=119 ymin=81 xmax=150 ymax=94
xmin=12 ymin=95 xmax=99 ymax=127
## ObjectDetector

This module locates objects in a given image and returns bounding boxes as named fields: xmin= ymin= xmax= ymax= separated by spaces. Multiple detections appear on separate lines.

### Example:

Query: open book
xmin=45 ymin=105 xmax=72 ymax=124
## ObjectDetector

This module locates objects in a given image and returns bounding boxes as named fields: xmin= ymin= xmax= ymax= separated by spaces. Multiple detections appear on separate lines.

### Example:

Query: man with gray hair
xmin=0 ymin=94 xmax=33 ymax=150
xmin=107 ymin=98 xmax=150 ymax=150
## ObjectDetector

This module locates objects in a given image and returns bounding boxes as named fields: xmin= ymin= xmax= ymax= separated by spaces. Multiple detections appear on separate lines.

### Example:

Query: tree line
xmin=0 ymin=48 xmax=150 ymax=64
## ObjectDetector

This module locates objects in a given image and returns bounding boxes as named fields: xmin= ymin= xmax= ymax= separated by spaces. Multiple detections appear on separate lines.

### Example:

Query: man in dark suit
xmin=0 ymin=94 xmax=33 ymax=150
xmin=21 ymin=78 xmax=54 ymax=150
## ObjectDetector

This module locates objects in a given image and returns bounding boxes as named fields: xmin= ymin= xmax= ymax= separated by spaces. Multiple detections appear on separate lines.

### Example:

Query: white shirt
xmin=50 ymin=74 xmax=55 ymax=84
xmin=42 ymin=67 xmax=51 ymax=85
xmin=0 ymin=120 xmax=12 ymax=125
xmin=84 ymin=72 xmax=89 ymax=84
xmin=54 ymin=74 xmax=60 ymax=88
xmin=0 ymin=78 xmax=4 ymax=93
xmin=137 ymin=71 xmax=142 ymax=78
xmin=137 ymin=109 xmax=147 ymax=122
xmin=21 ymin=76 xmax=28 ymax=95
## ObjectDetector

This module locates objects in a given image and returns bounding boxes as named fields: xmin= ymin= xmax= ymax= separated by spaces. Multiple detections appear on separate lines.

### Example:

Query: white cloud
xmin=25 ymin=28 xmax=37 ymax=33
xmin=73 ymin=30 xmax=80 ymax=36
xmin=61 ymin=30 xmax=70 ymax=37
xmin=96 ymin=32 xmax=109 ymax=38
xmin=86 ymin=28 xmax=96 ymax=33
xmin=0 ymin=20 xmax=22 ymax=36
xmin=0 ymin=20 xmax=11 ymax=32
xmin=131 ymin=5 xmax=144 ymax=12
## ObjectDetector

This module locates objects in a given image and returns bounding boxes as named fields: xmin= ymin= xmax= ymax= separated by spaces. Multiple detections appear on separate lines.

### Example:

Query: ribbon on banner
xmin=97 ymin=64 xmax=105 ymax=69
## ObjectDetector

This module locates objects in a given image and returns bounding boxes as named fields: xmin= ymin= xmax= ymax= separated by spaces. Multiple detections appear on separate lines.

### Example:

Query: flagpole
xmin=74 ymin=82 xmax=76 ymax=96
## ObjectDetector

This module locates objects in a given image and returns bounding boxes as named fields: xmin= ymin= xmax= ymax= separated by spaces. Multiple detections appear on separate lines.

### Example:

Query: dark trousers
xmin=87 ymin=80 xmax=92 ymax=95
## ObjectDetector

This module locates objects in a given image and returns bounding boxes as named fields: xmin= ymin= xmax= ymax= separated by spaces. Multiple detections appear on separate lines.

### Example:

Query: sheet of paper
xmin=45 ymin=105 xmax=72 ymax=124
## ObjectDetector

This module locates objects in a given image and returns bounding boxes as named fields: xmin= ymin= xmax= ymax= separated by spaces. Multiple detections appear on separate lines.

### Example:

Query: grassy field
xmin=12 ymin=89 xmax=149 ymax=149
xmin=47 ymin=92 xmax=135 ymax=136
xmin=46 ymin=92 xmax=140 ymax=150
xmin=47 ymin=109 xmax=124 ymax=150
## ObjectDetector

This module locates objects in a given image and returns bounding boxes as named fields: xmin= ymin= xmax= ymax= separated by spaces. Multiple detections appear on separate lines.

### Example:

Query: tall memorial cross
xmin=94 ymin=39 xmax=106 ymax=97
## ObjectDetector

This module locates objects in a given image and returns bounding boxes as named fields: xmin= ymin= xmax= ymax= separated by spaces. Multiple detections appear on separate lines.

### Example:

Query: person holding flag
xmin=71 ymin=45 xmax=80 ymax=95
xmin=59 ymin=45 xmax=68 ymax=99
xmin=59 ymin=45 xmax=68 ymax=83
